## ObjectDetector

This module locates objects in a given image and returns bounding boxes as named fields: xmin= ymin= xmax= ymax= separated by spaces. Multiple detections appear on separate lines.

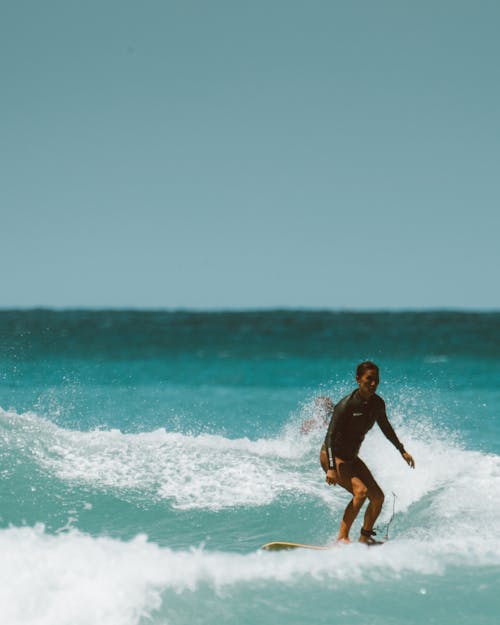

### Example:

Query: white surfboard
xmin=261 ymin=541 xmax=330 ymax=551
xmin=261 ymin=540 xmax=384 ymax=551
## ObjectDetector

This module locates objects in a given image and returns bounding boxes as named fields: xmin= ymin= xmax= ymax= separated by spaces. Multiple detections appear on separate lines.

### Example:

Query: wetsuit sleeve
xmin=324 ymin=402 xmax=348 ymax=469
xmin=376 ymin=400 xmax=405 ymax=454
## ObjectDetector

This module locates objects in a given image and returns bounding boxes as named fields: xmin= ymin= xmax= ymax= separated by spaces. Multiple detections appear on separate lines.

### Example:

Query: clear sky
xmin=1 ymin=1 xmax=499 ymax=309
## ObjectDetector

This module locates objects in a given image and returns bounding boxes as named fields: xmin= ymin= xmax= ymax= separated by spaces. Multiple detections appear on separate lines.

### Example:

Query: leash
xmin=383 ymin=492 xmax=398 ymax=541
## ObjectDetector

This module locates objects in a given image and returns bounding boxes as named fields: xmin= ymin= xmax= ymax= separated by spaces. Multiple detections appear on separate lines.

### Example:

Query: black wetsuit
xmin=323 ymin=390 xmax=405 ymax=469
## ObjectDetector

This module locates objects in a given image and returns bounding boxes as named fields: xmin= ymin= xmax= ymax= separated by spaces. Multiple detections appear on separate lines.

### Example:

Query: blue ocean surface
xmin=1 ymin=310 xmax=499 ymax=625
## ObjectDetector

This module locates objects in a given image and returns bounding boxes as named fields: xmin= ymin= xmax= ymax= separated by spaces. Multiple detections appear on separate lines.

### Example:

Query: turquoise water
xmin=1 ymin=310 xmax=499 ymax=625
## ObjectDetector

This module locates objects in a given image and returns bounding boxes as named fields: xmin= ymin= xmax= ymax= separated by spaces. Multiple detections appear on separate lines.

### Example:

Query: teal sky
xmin=2 ymin=1 xmax=499 ymax=309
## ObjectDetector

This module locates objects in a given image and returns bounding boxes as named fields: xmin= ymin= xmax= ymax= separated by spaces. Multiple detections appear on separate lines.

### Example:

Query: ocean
xmin=1 ymin=310 xmax=499 ymax=625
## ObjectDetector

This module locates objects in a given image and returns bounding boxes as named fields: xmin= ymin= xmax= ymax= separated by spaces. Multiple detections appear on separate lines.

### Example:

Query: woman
xmin=320 ymin=361 xmax=415 ymax=544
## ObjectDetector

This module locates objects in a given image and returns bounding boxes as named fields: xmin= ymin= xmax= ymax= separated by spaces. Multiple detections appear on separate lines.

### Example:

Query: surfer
xmin=320 ymin=361 xmax=415 ymax=545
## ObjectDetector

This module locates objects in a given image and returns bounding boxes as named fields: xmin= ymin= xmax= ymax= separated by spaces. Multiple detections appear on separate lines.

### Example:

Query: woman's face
xmin=357 ymin=368 xmax=379 ymax=398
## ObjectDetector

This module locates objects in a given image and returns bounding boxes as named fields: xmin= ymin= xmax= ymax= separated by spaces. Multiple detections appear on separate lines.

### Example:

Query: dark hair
xmin=356 ymin=361 xmax=379 ymax=378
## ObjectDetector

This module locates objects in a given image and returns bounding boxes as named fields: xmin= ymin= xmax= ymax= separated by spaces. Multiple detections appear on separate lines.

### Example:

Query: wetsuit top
xmin=324 ymin=390 xmax=405 ymax=468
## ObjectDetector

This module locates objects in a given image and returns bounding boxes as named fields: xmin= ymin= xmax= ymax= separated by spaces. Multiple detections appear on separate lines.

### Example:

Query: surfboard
xmin=261 ymin=540 xmax=385 ymax=551
xmin=261 ymin=541 xmax=331 ymax=551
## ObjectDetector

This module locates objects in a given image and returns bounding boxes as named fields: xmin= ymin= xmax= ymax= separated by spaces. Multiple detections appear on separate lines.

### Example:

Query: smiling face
xmin=356 ymin=368 xmax=379 ymax=399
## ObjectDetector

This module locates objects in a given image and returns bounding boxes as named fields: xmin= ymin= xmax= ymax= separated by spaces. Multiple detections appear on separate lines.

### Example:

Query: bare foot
xmin=359 ymin=535 xmax=384 ymax=546
xmin=337 ymin=537 xmax=351 ymax=544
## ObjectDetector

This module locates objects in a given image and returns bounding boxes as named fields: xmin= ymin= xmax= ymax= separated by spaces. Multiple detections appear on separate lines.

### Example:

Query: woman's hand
xmin=325 ymin=468 xmax=338 ymax=485
xmin=402 ymin=451 xmax=415 ymax=468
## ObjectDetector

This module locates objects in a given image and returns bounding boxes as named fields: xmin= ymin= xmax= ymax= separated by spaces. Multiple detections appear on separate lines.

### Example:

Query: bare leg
xmin=334 ymin=457 xmax=384 ymax=543
xmin=354 ymin=458 xmax=385 ymax=543
xmin=362 ymin=496 xmax=384 ymax=533
xmin=337 ymin=487 xmax=368 ymax=541
xmin=334 ymin=460 xmax=367 ymax=542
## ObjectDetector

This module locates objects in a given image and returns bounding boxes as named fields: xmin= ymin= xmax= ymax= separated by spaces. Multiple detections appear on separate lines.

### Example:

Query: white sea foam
xmin=0 ymin=407 xmax=322 ymax=510
xmin=2 ymin=406 xmax=500 ymax=624
xmin=1 ymin=405 xmax=500 ymax=529
xmin=0 ymin=524 xmax=499 ymax=625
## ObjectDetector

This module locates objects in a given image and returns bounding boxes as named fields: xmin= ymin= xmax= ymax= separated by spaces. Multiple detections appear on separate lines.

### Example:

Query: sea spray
xmin=1 ymin=310 xmax=499 ymax=625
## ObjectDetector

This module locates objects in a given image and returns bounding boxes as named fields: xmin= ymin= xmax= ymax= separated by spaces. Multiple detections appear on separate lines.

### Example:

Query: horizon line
xmin=0 ymin=306 xmax=499 ymax=314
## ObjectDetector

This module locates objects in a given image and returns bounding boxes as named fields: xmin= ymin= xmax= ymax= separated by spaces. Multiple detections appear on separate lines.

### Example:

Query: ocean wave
xmin=2 ymin=406 xmax=500 ymax=528
xmin=0 ymin=407 xmax=324 ymax=511
xmin=0 ymin=524 xmax=499 ymax=625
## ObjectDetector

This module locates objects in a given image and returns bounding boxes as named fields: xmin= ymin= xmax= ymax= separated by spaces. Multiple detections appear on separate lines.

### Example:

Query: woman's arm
xmin=376 ymin=401 xmax=415 ymax=468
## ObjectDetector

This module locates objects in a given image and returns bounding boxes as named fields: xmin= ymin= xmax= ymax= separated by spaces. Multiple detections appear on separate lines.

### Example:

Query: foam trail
xmin=2 ymin=406 xmax=500 ymax=535
xmin=0 ymin=408 xmax=322 ymax=511
xmin=1 ymin=524 xmax=500 ymax=625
